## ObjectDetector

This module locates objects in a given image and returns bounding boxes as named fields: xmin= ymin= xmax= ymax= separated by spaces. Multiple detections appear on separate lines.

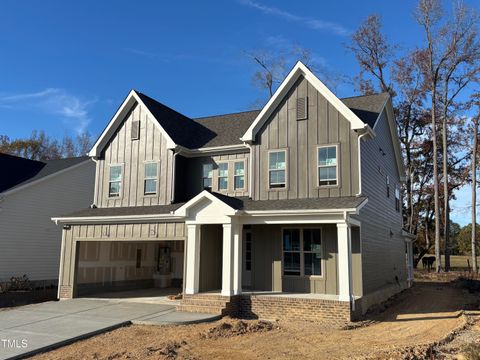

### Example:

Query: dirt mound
xmin=202 ymin=320 xmax=276 ymax=339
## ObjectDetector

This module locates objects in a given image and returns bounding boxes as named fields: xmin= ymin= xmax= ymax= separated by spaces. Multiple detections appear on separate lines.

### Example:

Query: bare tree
xmin=416 ymin=0 xmax=480 ymax=271
xmin=472 ymin=112 xmax=479 ymax=272
xmin=347 ymin=14 xmax=394 ymax=96
xmin=415 ymin=0 xmax=450 ymax=272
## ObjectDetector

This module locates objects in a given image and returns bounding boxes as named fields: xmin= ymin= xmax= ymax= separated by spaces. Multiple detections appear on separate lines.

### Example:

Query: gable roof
xmin=0 ymin=154 xmax=89 ymax=193
xmin=89 ymin=69 xmax=389 ymax=156
xmin=241 ymin=61 xmax=373 ymax=142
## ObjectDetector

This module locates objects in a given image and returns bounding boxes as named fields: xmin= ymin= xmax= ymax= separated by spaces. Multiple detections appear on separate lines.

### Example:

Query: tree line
xmin=0 ymin=130 xmax=94 ymax=161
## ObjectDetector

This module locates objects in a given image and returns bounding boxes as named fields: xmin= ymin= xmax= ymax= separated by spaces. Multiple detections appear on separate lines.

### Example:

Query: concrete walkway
xmin=0 ymin=298 xmax=219 ymax=360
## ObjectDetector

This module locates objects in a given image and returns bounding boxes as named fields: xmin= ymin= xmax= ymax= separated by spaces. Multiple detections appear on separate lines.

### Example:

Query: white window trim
xmin=143 ymin=160 xmax=159 ymax=196
xmin=202 ymin=163 xmax=213 ymax=190
xmin=233 ymin=159 xmax=247 ymax=191
xmin=316 ymin=144 xmax=340 ymax=188
xmin=268 ymin=148 xmax=288 ymax=191
xmin=281 ymin=226 xmax=324 ymax=279
xmin=108 ymin=163 xmax=124 ymax=199
xmin=217 ymin=161 xmax=229 ymax=191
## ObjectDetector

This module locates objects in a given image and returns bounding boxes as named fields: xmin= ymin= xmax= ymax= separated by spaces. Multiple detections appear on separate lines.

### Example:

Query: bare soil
xmin=30 ymin=272 xmax=480 ymax=360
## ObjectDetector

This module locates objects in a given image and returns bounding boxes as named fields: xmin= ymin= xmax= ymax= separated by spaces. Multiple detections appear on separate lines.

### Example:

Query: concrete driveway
xmin=0 ymin=298 xmax=218 ymax=360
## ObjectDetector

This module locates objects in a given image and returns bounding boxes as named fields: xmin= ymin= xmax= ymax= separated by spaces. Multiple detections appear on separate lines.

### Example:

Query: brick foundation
xmin=237 ymin=294 xmax=351 ymax=325
xmin=58 ymin=285 xmax=73 ymax=299
xmin=178 ymin=293 xmax=351 ymax=325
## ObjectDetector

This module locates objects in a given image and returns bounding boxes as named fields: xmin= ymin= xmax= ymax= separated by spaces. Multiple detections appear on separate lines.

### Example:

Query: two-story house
xmin=52 ymin=62 xmax=415 ymax=324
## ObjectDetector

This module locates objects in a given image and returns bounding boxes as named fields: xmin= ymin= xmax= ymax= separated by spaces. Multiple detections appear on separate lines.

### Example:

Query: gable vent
xmin=131 ymin=120 xmax=140 ymax=140
xmin=296 ymin=97 xmax=308 ymax=120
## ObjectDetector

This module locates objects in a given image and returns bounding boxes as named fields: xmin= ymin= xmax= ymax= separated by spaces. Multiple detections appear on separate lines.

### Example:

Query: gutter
xmin=52 ymin=213 xmax=184 ymax=225
xmin=244 ymin=141 xmax=254 ymax=198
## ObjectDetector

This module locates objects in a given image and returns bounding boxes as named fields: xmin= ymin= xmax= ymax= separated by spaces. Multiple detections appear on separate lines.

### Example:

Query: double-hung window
xmin=108 ymin=165 xmax=122 ymax=197
xmin=234 ymin=161 xmax=245 ymax=190
xmin=283 ymin=228 xmax=322 ymax=277
xmin=318 ymin=146 xmax=337 ymax=186
xmin=269 ymin=150 xmax=286 ymax=188
xmin=218 ymin=163 xmax=228 ymax=191
xmin=283 ymin=229 xmax=301 ymax=276
xmin=144 ymin=162 xmax=158 ymax=195
xmin=202 ymin=163 xmax=213 ymax=190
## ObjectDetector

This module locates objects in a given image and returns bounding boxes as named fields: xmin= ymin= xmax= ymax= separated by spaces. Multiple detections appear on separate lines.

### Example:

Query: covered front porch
xmin=175 ymin=191 xmax=364 ymax=320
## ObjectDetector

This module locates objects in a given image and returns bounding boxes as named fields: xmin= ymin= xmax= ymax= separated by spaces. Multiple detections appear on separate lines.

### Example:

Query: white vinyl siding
xmin=0 ymin=161 xmax=95 ymax=282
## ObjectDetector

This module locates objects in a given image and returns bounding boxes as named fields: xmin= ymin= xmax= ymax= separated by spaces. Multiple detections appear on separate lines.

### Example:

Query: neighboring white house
xmin=0 ymin=154 xmax=95 ymax=284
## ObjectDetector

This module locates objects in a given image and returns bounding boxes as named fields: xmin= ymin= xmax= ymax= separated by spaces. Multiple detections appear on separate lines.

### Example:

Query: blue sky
xmin=0 ymin=0 xmax=476 ymax=225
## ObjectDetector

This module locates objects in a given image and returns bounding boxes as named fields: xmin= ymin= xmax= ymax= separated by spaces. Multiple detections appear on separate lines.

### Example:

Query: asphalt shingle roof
xmin=137 ymin=91 xmax=387 ymax=149
xmin=58 ymin=193 xmax=366 ymax=218
xmin=341 ymin=92 xmax=389 ymax=128
xmin=0 ymin=154 xmax=89 ymax=193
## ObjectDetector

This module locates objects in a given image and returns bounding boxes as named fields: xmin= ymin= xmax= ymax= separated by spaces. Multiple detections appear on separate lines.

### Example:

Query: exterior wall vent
xmin=131 ymin=120 xmax=140 ymax=140
xmin=296 ymin=97 xmax=308 ymax=120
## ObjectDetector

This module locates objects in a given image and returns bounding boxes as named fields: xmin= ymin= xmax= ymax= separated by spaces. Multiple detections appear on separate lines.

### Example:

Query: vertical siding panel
xmin=308 ymin=82 xmax=319 ymax=198
xmin=287 ymin=85 xmax=298 ymax=199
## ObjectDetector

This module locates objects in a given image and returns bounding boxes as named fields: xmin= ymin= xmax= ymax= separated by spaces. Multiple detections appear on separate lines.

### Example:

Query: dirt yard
xmin=30 ymin=272 xmax=480 ymax=360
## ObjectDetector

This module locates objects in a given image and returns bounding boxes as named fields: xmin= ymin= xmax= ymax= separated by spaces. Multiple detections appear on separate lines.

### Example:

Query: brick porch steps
xmin=176 ymin=294 xmax=235 ymax=315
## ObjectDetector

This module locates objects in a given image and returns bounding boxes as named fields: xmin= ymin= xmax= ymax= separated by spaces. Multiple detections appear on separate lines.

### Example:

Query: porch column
xmin=221 ymin=223 xmax=237 ymax=296
xmin=185 ymin=224 xmax=201 ymax=295
xmin=232 ymin=223 xmax=242 ymax=295
xmin=337 ymin=223 xmax=352 ymax=302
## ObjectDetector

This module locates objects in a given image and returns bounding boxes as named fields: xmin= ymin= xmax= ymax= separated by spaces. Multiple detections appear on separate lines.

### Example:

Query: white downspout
xmin=245 ymin=142 xmax=254 ymax=199
xmin=91 ymin=157 xmax=99 ymax=206
xmin=170 ymin=149 xmax=178 ymax=203
xmin=356 ymin=131 xmax=369 ymax=196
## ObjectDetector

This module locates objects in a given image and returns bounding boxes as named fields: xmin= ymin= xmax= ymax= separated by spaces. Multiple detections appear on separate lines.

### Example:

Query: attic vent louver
xmin=131 ymin=120 xmax=140 ymax=140
xmin=296 ymin=97 xmax=308 ymax=120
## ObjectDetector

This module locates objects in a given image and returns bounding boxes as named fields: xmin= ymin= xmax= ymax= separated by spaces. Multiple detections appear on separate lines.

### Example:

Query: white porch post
xmin=185 ymin=224 xmax=201 ymax=295
xmin=222 ymin=223 xmax=235 ymax=296
xmin=337 ymin=222 xmax=352 ymax=302
xmin=232 ymin=223 xmax=242 ymax=295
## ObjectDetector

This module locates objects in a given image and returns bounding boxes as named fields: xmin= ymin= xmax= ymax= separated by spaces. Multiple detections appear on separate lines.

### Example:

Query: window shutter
xmin=296 ymin=97 xmax=308 ymax=120
xmin=131 ymin=120 xmax=140 ymax=140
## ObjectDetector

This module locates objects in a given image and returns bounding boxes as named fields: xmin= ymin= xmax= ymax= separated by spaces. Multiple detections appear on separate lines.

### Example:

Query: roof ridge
xmin=193 ymin=109 xmax=261 ymax=120
xmin=340 ymin=92 xmax=389 ymax=100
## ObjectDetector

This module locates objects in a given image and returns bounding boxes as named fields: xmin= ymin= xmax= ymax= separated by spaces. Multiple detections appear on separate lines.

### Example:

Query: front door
xmin=242 ymin=230 xmax=252 ymax=288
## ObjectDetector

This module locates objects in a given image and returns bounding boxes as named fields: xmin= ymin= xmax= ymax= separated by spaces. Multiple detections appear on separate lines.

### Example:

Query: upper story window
xmin=218 ymin=162 xmax=228 ymax=191
xmin=234 ymin=161 xmax=245 ymax=190
xmin=269 ymin=150 xmax=286 ymax=189
xmin=202 ymin=163 xmax=213 ymax=190
xmin=386 ymin=175 xmax=390 ymax=198
xmin=144 ymin=162 xmax=158 ymax=195
xmin=283 ymin=228 xmax=322 ymax=277
xmin=395 ymin=187 xmax=401 ymax=212
xmin=108 ymin=165 xmax=122 ymax=197
xmin=318 ymin=145 xmax=337 ymax=186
